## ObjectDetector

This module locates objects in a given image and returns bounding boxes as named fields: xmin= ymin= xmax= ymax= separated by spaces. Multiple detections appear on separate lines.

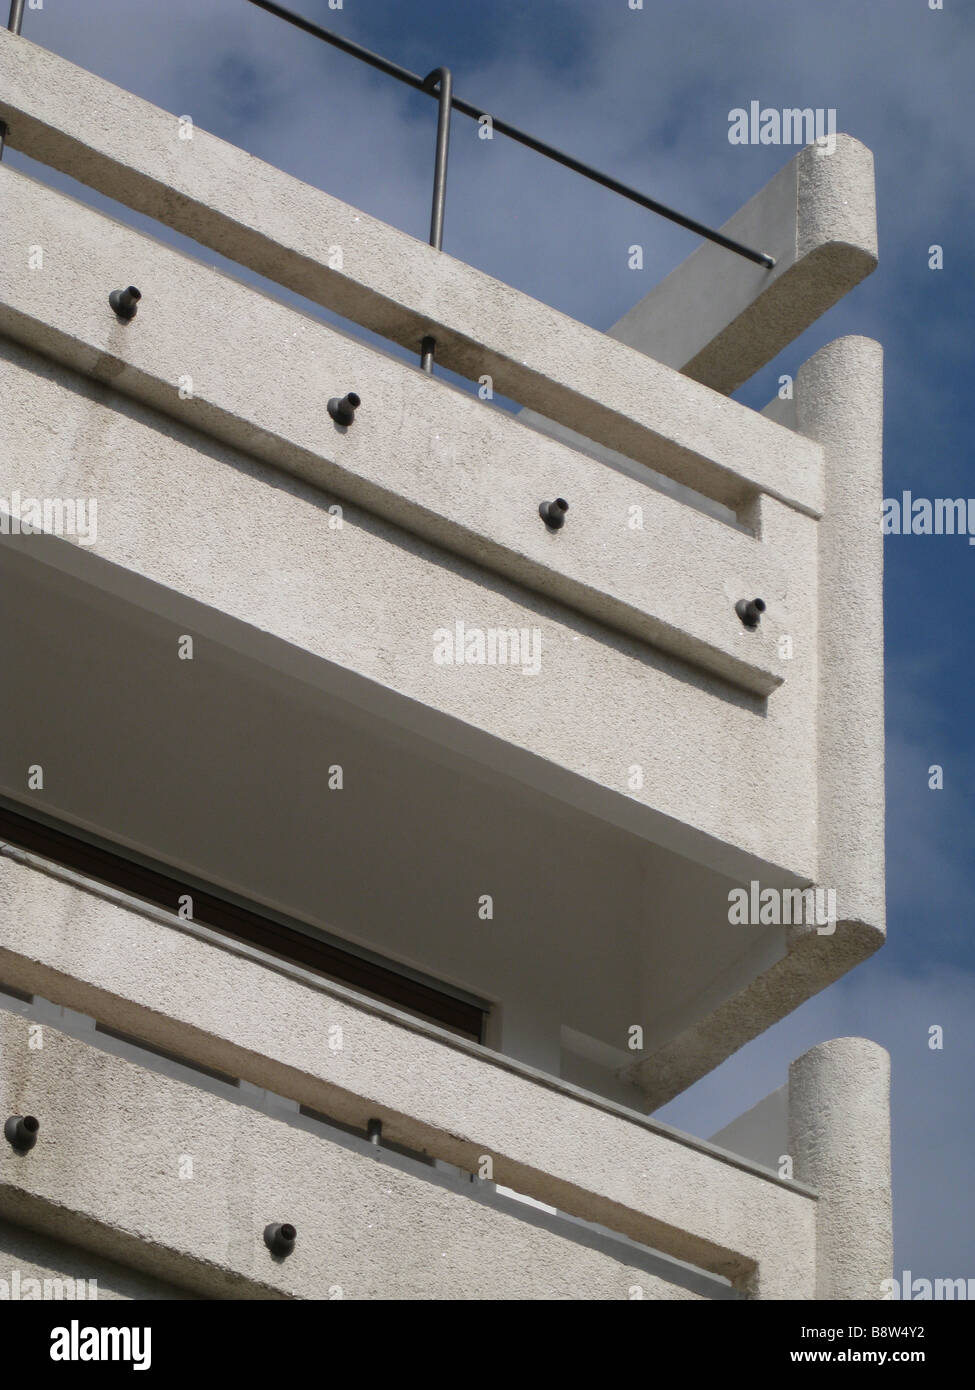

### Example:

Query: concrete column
xmin=795 ymin=335 xmax=886 ymax=939
xmin=621 ymin=336 xmax=887 ymax=1112
xmin=788 ymin=1037 xmax=892 ymax=1299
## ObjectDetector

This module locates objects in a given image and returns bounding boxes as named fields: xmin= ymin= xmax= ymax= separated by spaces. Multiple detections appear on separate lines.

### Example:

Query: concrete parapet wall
xmin=0 ymin=862 xmax=817 ymax=1298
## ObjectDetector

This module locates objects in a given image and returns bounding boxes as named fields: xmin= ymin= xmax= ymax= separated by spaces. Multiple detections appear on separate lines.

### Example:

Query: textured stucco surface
xmin=797 ymin=337 xmax=887 ymax=934
xmin=0 ymin=1216 xmax=193 ymax=1300
xmin=625 ymin=338 xmax=885 ymax=1105
xmin=0 ymin=164 xmax=807 ymax=698
xmin=520 ymin=136 xmax=876 ymax=517
xmin=627 ymin=917 xmax=883 ymax=1109
xmin=0 ymin=32 xmax=821 ymax=519
xmin=0 ymin=1009 xmax=803 ymax=1299
xmin=610 ymin=137 xmax=878 ymax=396
xmin=710 ymin=1036 xmax=892 ymax=1301
xmin=0 ymin=35 xmax=888 ymax=1267
xmin=789 ymin=1038 xmax=892 ymax=1300
xmin=0 ymin=863 xmax=817 ymax=1297
xmin=0 ymin=332 xmax=821 ymax=885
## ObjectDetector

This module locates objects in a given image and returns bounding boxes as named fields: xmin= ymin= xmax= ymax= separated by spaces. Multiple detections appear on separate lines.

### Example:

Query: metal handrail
xmin=1 ymin=0 xmax=776 ymax=371
xmin=243 ymin=0 xmax=773 ymax=269
xmin=241 ymin=0 xmax=774 ymax=371
xmin=419 ymin=65 xmax=452 ymax=373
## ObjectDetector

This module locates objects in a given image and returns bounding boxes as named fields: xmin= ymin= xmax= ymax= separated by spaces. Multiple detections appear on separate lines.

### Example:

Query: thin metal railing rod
xmin=243 ymin=0 xmax=774 ymax=269
xmin=246 ymin=0 xmax=430 ymax=92
xmin=419 ymin=65 xmax=452 ymax=371
xmin=0 ymin=0 xmax=25 ymax=159
xmin=457 ymin=103 xmax=775 ymax=267
xmin=423 ymin=67 xmax=452 ymax=251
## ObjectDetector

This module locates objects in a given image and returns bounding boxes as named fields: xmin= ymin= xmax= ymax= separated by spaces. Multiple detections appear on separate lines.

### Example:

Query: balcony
xmin=0 ymin=32 xmax=883 ymax=1132
xmin=0 ymin=855 xmax=829 ymax=1299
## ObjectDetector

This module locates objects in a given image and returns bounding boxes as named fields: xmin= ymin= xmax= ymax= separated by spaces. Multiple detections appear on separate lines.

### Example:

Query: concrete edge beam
xmin=0 ymin=1187 xmax=289 ymax=1301
xmin=0 ymin=858 xmax=818 ymax=1297
xmin=0 ymin=1207 xmax=199 ymax=1300
xmin=0 ymin=31 xmax=823 ymax=518
xmin=623 ymin=918 xmax=885 ymax=1109
xmin=0 ymin=166 xmax=796 ymax=697
xmin=0 ymin=838 xmax=820 ymax=1201
xmin=611 ymin=137 xmax=878 ymax=395
xmin=0 ymin=1015 xmax=712 ymax=1300
xmin=0 ymin=529 xmax=816 ymax=892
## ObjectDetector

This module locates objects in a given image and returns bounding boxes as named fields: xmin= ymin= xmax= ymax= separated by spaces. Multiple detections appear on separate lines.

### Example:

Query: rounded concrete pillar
xmin=788 ymin=1037 xmax=892 ymax=1299
xmin=795 ymin=335 xmax=886 ymax=940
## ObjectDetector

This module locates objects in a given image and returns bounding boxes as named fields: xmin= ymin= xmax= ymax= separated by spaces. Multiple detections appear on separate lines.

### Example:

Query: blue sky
xmin=7 ymin=0 xmax=974 ymax=1280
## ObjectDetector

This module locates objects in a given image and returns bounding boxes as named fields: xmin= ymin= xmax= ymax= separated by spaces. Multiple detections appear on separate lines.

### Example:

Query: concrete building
xmin=0 ymin=26 xmax=889 ymax=1300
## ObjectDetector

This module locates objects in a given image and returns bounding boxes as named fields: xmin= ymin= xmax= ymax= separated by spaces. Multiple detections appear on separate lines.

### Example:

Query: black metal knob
xmin=539 ymin=498 xmax=569 ymax=530
xmin=4 ymin=1115 xmax=39 ymax=1153
xmin=735 ymin=598 xmax=766 ymax=630
xmin=109 ymin=286 xmax=141 ymax=320
xmin=327 ymin=392 xmax=361 ymax=427
xmin=263 ymin=1222 xmax=297 ymax=1257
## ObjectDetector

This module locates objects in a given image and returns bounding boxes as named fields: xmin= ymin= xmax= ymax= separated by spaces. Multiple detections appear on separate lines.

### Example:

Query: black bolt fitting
xmin=735 ymin=598 xmax=767 ymax=630
xmin=263 ymin=1222 xmax=297 ymax=1257
xmin=539 ymin=497 xmax=569 ymax=530
xmin=327 ymin=392 xmax=361 ymax=427
xmin=4 ymin=1115 xmax=39 ymax=1153
xmin=367 ymin=1118 xmax=382 ymax=1147
xmin=109 ymin=286 xmax=142 ymax=320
